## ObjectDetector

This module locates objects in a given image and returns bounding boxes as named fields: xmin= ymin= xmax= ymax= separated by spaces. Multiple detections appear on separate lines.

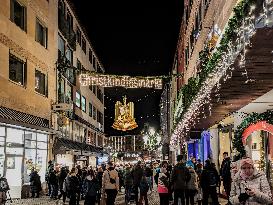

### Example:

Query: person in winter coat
xmin=124 ymin=165 xmax=133 ymax=205
xmin=83 ymin=170 xmax=99 ymax=205
xmin=132 ymin=161 xmax=144 ymax=204
xmin=200 ymin=160 xmax=220 ymax=205
xmin=96 ymin=167 xmax=104 ymax=204
xmin=171 ymin=155 xmax=191 ymax=205
xmin=229 ymin=158 xmax=272 ymax=205
xmin=185 ymin=164 xmax=198 ymax=205
xmin=220 ymin=152 xmax=232 ymax=198
xmin=29 ymin=169 xmax=42 ymax=198
xmin=58 ymin=167 xmax=68 ymax=203
xmin=49 ymin=167 xmax=59 ymax=199
xmin=158 ymin=167 xmax=169 ymax=205
xmin=0 ymin=176 xmax=9 ymax=205
xmin=102 ymin=162 xmax=119 ymax=205
xmin=65 ymin=168 xmax=80 ymax=205
xmin=139 ymin=176 xmax=149 ymax=205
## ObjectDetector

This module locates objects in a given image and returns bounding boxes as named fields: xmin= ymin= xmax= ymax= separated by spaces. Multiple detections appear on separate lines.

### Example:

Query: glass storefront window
xmin=7 ymin=128 xmax=24 ymax=144
xmin=0 ymin=126 xmax=5 ymax=136
xmin=25 ymin=131 xmax=36 ymax=141
xmin=24 ymin=148 xmax=37 ymax=184
xmin=25 ymin=140 xmax=37 ymax=148
xmin=6 ymin=147 xmax=23 ymax=155
xmin=0 ymin=137 xmax=5 ymax=146
xmin=0 ymin=147 xmax=4 ymax=177
xmin=37 ymin=149 xmax=47 ymax=182
xmin=37 ymin=133 xmax=47 ymax=142
xmin=37 ymin=141 xmax=47 ymax=149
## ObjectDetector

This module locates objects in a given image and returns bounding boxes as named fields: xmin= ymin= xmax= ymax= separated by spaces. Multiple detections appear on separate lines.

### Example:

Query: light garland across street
xmin=79 ymin=73 xmax=163 ymax=89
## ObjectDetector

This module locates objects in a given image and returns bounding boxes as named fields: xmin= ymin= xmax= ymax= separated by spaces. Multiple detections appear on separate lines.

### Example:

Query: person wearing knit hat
xmin=229 ymin=158 xmax=272 ymax=204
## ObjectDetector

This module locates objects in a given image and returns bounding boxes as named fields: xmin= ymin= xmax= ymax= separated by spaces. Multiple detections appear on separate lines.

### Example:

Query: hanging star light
xmin=112 ymin=96 xmax=138 ymax=131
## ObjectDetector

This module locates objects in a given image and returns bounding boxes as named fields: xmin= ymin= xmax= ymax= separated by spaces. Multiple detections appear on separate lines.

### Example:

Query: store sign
xmin=76 ymin=155 xmax=87 ymax=161
xmin=242 ymin=121 xmax=273 ymax=145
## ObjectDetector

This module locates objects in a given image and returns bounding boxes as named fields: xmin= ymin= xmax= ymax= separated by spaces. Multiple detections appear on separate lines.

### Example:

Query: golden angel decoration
xmin=112 ymin=96 xmax=138 ymax=131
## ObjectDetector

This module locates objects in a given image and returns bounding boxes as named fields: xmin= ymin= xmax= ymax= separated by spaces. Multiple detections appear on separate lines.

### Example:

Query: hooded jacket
xmin=229 ymin=169 xmax=272 ymax=205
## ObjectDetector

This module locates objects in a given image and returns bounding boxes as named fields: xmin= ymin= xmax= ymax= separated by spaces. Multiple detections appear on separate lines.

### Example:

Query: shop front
xmin=53 ymin=137 xmax=103 ymax=169
xmin=0 ymin=123 xmax=48 ymax=199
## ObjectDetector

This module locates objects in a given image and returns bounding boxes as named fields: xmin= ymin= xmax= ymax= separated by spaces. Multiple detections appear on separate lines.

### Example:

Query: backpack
xmin=107 ymin=171 xmax=116 ymax=184
xmin=0 ymin=177 xmax=9 ymax=192
xmin=207 ymin=170 xmax=217 ymax=186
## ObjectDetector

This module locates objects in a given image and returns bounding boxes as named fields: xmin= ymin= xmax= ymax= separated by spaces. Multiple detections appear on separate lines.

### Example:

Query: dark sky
xmin=71 ymin=0 xmax=183 ymax=136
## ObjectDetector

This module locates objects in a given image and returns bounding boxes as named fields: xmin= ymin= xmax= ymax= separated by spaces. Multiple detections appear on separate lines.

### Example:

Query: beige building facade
xmin=0 ymin=0 xmax=106 ymax=198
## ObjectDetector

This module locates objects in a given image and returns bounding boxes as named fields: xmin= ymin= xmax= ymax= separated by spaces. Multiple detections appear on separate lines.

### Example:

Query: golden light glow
xmin=112 ymin=96 xmax=138 ymax=131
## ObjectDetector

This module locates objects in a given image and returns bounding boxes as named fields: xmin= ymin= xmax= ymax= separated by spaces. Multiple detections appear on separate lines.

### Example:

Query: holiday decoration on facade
xmin=112 ymin=96 xmax=138 ymax=131
xmin=233 ymin=110 xmax=273 ymax=158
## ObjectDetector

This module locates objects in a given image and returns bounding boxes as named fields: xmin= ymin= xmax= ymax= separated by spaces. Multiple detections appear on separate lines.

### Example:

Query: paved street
xmin=5 ymin=190 xmax=228 ymax=205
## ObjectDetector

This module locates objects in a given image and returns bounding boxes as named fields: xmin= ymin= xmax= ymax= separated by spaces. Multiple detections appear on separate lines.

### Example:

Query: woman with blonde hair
xmin=229 ymin=158 xmax=272 ymax=204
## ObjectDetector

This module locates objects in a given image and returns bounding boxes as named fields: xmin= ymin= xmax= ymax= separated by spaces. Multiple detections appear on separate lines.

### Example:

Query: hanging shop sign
xmin=79 ymin=73 xmax=163 ymax=89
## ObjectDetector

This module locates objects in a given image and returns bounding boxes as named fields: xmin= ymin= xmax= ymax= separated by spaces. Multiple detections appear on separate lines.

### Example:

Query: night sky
xmin=71 ymin=0 xmax=183 ymax=136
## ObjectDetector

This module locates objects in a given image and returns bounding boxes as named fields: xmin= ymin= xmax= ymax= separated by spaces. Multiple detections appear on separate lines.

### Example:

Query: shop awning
xmin=53 ymin=137 xmax=103 ymax=154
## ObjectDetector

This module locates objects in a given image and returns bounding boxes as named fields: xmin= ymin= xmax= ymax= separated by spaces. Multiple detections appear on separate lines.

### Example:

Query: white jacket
xmin=102 ymin=168 xmax=119 ymax=190
xmin=229 ymin=169 xmax=272 ymax=205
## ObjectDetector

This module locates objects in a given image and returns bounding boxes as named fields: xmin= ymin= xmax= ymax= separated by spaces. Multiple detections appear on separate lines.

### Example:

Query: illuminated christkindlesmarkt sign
xmin=79 ymin=73 xmax=163 ymax=89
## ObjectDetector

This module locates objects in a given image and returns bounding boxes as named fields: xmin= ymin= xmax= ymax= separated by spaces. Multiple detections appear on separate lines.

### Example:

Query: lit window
xmin=89 ymin=103 xmax=92 ymax=117
xmin=35 ymin=70 xmax=47 ymax=96
xmin=81 ymin=96 xmax=86 ymax=112
xmin=76 ymin=91 xmax=81 ymax=107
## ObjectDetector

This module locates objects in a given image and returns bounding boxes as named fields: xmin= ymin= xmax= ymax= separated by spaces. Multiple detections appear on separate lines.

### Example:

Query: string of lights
xmin=171 ymin=0 xmax=266 ymax=145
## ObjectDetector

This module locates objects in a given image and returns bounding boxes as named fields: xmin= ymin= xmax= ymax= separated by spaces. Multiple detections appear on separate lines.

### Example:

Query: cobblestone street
xmin=5 ymin=190 xmax=228 ymax=205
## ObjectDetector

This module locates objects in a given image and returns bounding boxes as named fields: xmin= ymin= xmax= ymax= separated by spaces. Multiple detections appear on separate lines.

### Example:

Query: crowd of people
xmin=0 ymin=152 xmax=272 ymax=205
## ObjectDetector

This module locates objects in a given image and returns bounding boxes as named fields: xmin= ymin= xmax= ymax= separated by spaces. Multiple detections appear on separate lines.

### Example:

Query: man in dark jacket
xmin=132 ymin=161 xmax=144 ymax=204
xmin=220 ymin=152 xmax=231 ymax=198
xmin=200 ymin=160 xmax=220 ymax=205
xmin=171 ymin=155 xmax=191 ymax=205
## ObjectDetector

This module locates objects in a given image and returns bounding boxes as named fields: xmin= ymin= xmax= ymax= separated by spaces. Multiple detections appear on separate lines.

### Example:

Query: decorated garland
xmin=173 ymin=0 xmax=256 ymax=124
xmin=233 ymin=110 xmax=273 ymax=158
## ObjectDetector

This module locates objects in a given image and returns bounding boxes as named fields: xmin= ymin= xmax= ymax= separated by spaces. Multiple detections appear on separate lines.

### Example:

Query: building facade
xmin=172 ymin=0 xmax=273 ymax=191
xmin=54 ymin=0 xmax=105 ymax=170
xmin=0 ymin=0 xmax=106 ymax=198
xmin=0 ymin=0 xmax=58 ymax=198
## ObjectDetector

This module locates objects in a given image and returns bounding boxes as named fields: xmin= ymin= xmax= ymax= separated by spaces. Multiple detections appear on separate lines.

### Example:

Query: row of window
xmin=9 ymin=54 xmax=48 ymax=96
xmin=184 ymin=0 xmax=210 ymax=69
xmin=75 ymin=91 xmax=104 ymax=125
xmin=11 ymin=0 xmax=48 ymax=48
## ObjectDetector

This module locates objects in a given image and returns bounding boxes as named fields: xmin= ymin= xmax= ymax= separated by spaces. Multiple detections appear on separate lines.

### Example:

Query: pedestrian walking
xmin=29 ymin=168 xmax=42 ymax=198
xmin=185 ymin=164 xmax=198 ymax=205
xmin=102 ymin=162 xmax=119 ymax=205
xmin=229 ymin=158 xmax=272 ymax=205
xmin=58 ymin=167 xmax=68 ymax=203
xmin=83 ymin=170 xmax=100 ymax=205
xmin=65 ymin=168 xmax=80 ymax=205
xmin=124 ymin=165 xmax=133 ymax=205
xmin=171 ymin=155 xmax=191 ymax=205
xmin=49 ymin=167 xmax=59 ymax=199
xmin=96 ymin=166 xmax=104 ymax=204
xmin=158 ymin=165 xmax=170 ymax=205
xmin=45 ymin=160 xmax=54 ymax=196
xmin=139 ymin=176 xmax=149 ymax=205
xmin=132 ymin=161 xmax=144 ymax=204
xmin=0 ymin=176 xmax=10 ymax=205
xmin=220 ymin=152 xmax=232 ymax=198
xmin=144 ymin=164 xmax=153 ymax=192
xmin=200 ymin=160 xmax=220 ymax=205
